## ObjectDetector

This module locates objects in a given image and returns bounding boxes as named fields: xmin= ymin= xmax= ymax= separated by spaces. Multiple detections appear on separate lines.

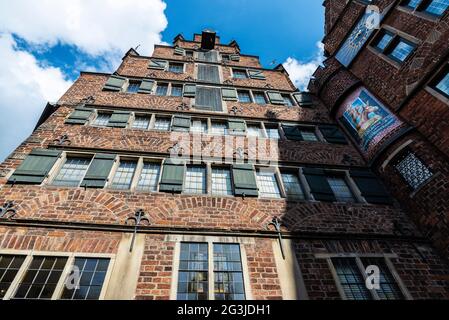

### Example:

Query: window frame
xmin=49 ymin=153 xmax=94 ymax=188
xmin=429 ymin=62 xmax=449 ymax=99
xmin=231 ymin=68 xmax=249 ymax=79
xmin=168 ymin=62 xmax=185 ymax=74
xmin=370 ymin=29 xmax=417 ymax=65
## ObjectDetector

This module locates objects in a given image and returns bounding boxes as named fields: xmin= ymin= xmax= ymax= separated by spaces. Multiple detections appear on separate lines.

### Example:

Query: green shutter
xmin=267 ymin=91 xmax=284 ymax=105
xmin=81 ymin=154 xmax=116 ymax=188
xmin=282 ymin=125 xmax=303 ymax=141
xmin=230 ymin=54 xmax=240 ymax=61
xmin=293 ymin=92 xmax=313 ymax=106
xmin=174 ymin=47 xmax=185 ymax=56
xmin=138 ymin=80 xmax=154 ymax=94
xmin=104 ymin=75 xmax=127 ymax=91
xmin=65 ymin=107 xmax=93 ymax=125
xmin=302 ymin=168 xmax=336 ymax=202
xmin=228 ymin=119 xmax=247 ymax=135
xmin=183 ymin=84 xmax=196 ymax=97
xmin=232 ymin=164 xmax=258 ymax=197
xmin=350 ymin=170 xmax=392 ymax=204
xmin=159 ymin=159 xmax=185 ymax=193
xmin=172 ymin=115 xmax=191 ymax=132
xmin=148 ymin=60 xmax=168 ymax=70
xmin=108 ymin=111 xmax=131 ymax=128
xmin=222 ymin=88 xmax=238 ymax=101
xmin=8 ymin=149 xmax=61 ymax=184
xmin=319 ymin=125 xmax=348 ymax=144
xmin=248 ymin=70 xmax=266 ymax=80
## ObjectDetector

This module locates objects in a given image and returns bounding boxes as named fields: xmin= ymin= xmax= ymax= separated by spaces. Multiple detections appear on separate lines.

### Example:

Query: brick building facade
xmin=0 ymin=24 xmax=448 ymax=300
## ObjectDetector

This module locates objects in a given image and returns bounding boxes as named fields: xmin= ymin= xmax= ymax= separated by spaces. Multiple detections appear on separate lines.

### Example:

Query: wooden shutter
xmin=228 ymin=119 xmax=247 ymax=135
xmin=302 ymin=168 xmax=336 ymax=202
xmin=293 ymin=92 xmax=313 ymax=106
xmin=232 ymin=164 xmax=258 ymax=197
xmin=65 ymin=107 xmax=93 ymax=125
xmin=267 ymin=91 xmax=285 ymax=105
xmin=104 ymin=75 xmax=127 ymax=91
xmin=8 ymin=149 xmax=61 ymax=184
xmin=197 ymin=64 xmax=220 ymax=83
xmin=81 ymin=154 xmax=116 ymax=188
xmin=183 ymin=84 xmax=196 ymax=97
xmin=108 ymin=111 xmax=131 ymax=128
xmin=138 ymin=80 xmax=155 ymax=94
xmin=248 ymin=70 xmax=266 ymax=80
xmin=350 ymin=170 xmax=392 ymax=204
xmin=172 ymin=115 xmax=191 ymax=131
xmin=148 ymin=60 xmax=168 ymax=70
xmin=174 ymin=47 xmax=185 ymax=56
xmin=196 ymin=87 xmax=223 ymax=111
xmin=230 ymin=54 xmax=240 ymax=61
xmin=159 ymin=159 xmax=185 ymax=193
xmin=319 ymin=125 xmax=348 ymax=144
xmin=281 ymin=125 xmax=303 ymax=141
xmin=222 ymin=88 xmax=238 ymax=101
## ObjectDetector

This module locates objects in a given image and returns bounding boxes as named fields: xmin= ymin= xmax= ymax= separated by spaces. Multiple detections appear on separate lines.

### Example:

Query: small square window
xmin=237 ymin=90 xmax=252 ymax=103
xmin=300 ymin=129 xmax=319 ymax=142
xmin=247 ymin=124 xmax=262 ymax=137
xmin=404 ymin=0 xmax=421 ymax=9
xmin=153 ymin=117 xmax=171 ymax=131
xmin=191 ymin=120 xmax=208 ymax=134
xmin=222 ymin=54 xmax=230 ymax=61
xmin=185 ymin=51 xmax=194 ymax=57
xmin=126 ymin=81 xmax=141 ymax=93
xmin=156 ymin=83 xmax=169 ymax=96
xmin=168 ymin=63 xmax=184 ymax=74
xmin=389 ymin=40 xmax=415 ymax=63
xmin=232 ymin=69 xmax=248 ymax=79
xmin=265 ymin=126 xmax=280 ymax=140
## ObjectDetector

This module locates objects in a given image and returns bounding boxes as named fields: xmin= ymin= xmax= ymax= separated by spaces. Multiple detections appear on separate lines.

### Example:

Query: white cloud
xmin=283 ymin=42 xmax=325 ymax=91
xmin=0 ymin=0 xmax=168 ymax=161
xmin=0 ymin=34 xmax=72 ymax=161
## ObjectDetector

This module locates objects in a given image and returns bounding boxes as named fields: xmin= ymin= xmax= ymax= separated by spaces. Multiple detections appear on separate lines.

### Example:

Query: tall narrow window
xmin=137 ymin=163 xmax=161 ymax=192
xmin=332 ymin=258 xmax=373 ymax=300
xmin=132 ymin=116 xmax=151 ymax=130
xmin=110 ymin=160 xmax=137 ymax=190
xmin=177 ymin=243 xmax=209 ymax=300
xmin=214 ymin=244 xmax=246 ymax=300
xmin=265 ymin=126 xmax=280 ymax=140
xmin=52 ymin=157 xmax=91 ymax=187
xmin=247 ymin=124 xmax=262 ymax=137
xmin=171 ymin=85 xmax=183 ymax=97
xmin=13 ymin=256 xmax=68 ymax=300
xmin=360 ymin=258 xmax=404 ymax=300
xmin=253 ymin=92 xmax=267 ymax=105
xmin=395 ymin=151 xmax=433 ymax=190
xmin=153 ymin=117 xmax=171 ymax=131
xmin=191 ymin=120 xmax=208 ymax=134
xmin=156 ymin=83 xmax=169 ymax=96
xmin=93 ymin=113 xmax=111 ymax=126
xmin=183 ymin=166 xmax=207 ymax=194
xmin=61 ymin=258 xmax=110 ymax=300
xmin=256 ymin=170 xmax=281 ymax=199
xmin=327 ymin=175 xmax=355 ymax=202
xmin=282 ymin=94 xmax=295 ymax=107
xmin=375 ymin=32 xmax=394 ymax=51
xmin=237 ymin=90 xmax=252 ymax=103
xmin=281 ymin=172 xmax=305 ymax=200
xmin=0 ymin=255 xmax=26 ymax=299
xmin=211 ymin=168 xmax=233 ymax=196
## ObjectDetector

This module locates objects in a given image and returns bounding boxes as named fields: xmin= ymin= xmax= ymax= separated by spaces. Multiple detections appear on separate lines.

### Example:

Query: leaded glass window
xmin=265 ymin=126 xmax=280 ymax=140
xmin=282 ymin=94 xmax=295 ymax=107
xmin=191 ymin=120 xmax=208 ymax=134
xmin=389 ymin=40 xmax=415 ymax=62
xmin=327 ymin=176 xmax=355 ymax=202
xmin=395 ymin=152 xmax=433 ymax=190
xmin=0 ymin=255 xmax=26 ymax=298
xmin=256 ymin=170 xmax=281 ymax=199
xmin=360 ymin=258 xmax=404 ymax=300
xmin=177 ymin=243 xmax=209 ymax=300
xmin=52 ymin=157 xmax=91 ymax=187
xmin=13 ymin=256 xmax=68 ymax=300
xmin=214 ymin=244 xmax=246 ymax=300
xmin=332 ymin=258 xmax=373 ymax=300
xmin=126 ymin=81 xmax=141 ymax=93
xmin=300 ymin=129 xmax=319 ymax=141
xmin=211 ymin=168 xmax=233 ymax=196
xmin=168 ymin=63 xmax=184 ymax=74
xmin=425 ymin=0 xmax=449 ymax=16
xmin=281 ymin=173 xmax=305 ymax=200
xmin=375 ymin=33 xmax=394 ymax=51
xmin=232 ymin=69 xmax=248 ymax=79
xmin=211 ymin=122 xmax=228 ymax=136
xmin=132 ymin=116 xmax=151 ymax=130
xmin=110 ymin=160 xmax=137 ymax=190
xmin=153 ymin=117 xmax=171 ymax=131
xmin=156 ymin=83 xmax=169 ymax=96
xmin=253 ymin=92 xmax=267 ymax=105
xmin=93 ymin=113 xmax=111 ymax=126
xmin=435 ymin=69 xmax=449 ymax=97
xmin=247 ymin=124 xmax=262 ymax=138
xmin=137 ymin=163 xmax=161 ymax=192
xmin=238 ymin=90 xmax=252 ymax=103
xmin=171 ymin=85 xmax=183 ymax=97
xmin=183 ymin=166 xmax=207 ymax=194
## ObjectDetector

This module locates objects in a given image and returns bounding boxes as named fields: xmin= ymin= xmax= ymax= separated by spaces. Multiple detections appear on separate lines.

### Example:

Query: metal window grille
xmin=177 ymin=243 xmax=209 ymax=300
xmin=390 ymin=41 xmax=414 ymax=62
xmin=395 ymin=152 xmax=433 ymax=190
xmin=137 ymin=163 xmax=161 ymax=192
xmin=213 ymin=244 xmax=246 ymax=300
xmin=211 ymin=168 xmax=233 ymax=196
xmin=110 ymin=160 xmax=137 ymax=190
xmin=52 ymin=158 xmax=91 ymax=187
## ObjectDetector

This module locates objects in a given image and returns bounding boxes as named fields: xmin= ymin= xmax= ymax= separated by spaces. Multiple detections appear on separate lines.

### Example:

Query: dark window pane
xmin=213 ymin=244 xmax=246 ymax=300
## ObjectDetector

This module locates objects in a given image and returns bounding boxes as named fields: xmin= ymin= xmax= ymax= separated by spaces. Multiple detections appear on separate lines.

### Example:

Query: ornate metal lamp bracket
xmin=125 ymin=209 xmax=150 ymax=252
xmin=0 ymin=201 xmax=17 ymax=219
xmin=177 ymin=103 xmax=190 ymax=111
xmin=230 ymin=106 xmax=243 ymax=116
xmin=53 ymin=134 xmax=72 ymax=146
xmin=266 ymin=217 xmax=285 ymax=260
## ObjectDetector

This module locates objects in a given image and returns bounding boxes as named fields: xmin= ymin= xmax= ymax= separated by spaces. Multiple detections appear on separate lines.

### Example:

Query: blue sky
xmin=0 ymin=0 xmax=324 ymax=162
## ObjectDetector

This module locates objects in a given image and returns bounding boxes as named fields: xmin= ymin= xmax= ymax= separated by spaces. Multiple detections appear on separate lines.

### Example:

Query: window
xmin=196 ymin=86 xmax=223 ymax=112
xmin=0 ymin=255 xmax=26 ymax=298
xmin=52 ymin=157 xmax=91 ymax=187
xmin=256 ymin=170 xmax=281 ymax=199
xmin=185 ymin=50 xmax=194 ymax=57
xmin=211 ymin=122 xmax=228 ymax=136
xmin=61 ymin=258 xmax=110 ymax=300
xmin=221 ymin=54 xmax=230 ymax=61
xmin=110 ymin=160 xmax=137 ymax=190
xmin=373 ymin=31 xmax=416 ymax=63
xmin=177 ymin=243 xmax=209 ymax=300
xmin=126 ymin=81 xmax=140 ymax=93
xmin=300 ymin=129 xmax=319 ymax=141
xmin=282 ymin=94 xmax=295 ymax=107
xmin=13 ymin=256 xmax=68 ymax=300
xmin=93 ymin=113 xmax=111 ymax=126
xmin=153 ymin=117 xmax=171 ymax=131
xmin=191 ymin=120 xmax=208 ymax=134
xmin=214 ymin=244 xmax=246 ymax=300
xmin=211 ymin=168 xmax=233 ymax=196
xmin=331 ymin=257 xmax=404 ymax=300
xmin=137 ymin=162 xmax=161 ymax=192
xmin=403 ymin=0 xmax=449 ymax=16
xmin=432 ymin=67 xmax=449 ymax=97
xmin=253 ymin=92 xmax=267 ymax=105
xmin=184 ymin=166 xmax=207 ymax=194
xmin=168 ymin=62 xmax=184 ymax=74
xmin=156 ymin=83 xmax=169 ymax=96
xmin=171 ymin=85 xmax=183 ymax=97
xmin=132 ymin=116 xmax=151 ymax=130
xmin=265 ymin=125 xmax=280 ymax=140
xmin=232 ymin=69 xmax=248 ymax=79
xmin=198 ymin=65 xmax=220 ymax=83
xmin=281 ymin=172 xmax=305 ymax=200
xmin=395 ymin=151 xmax=433 ymax=190
xmin=237 ymin=90 xmax=252 ymax=103
xmin=247 ymin=124 xmax=262 ymax=138
xmin=375 ymin=32 xmax=394 ymax=51
xmin=389 ymin=40 xmax=415 ymax=63
xmin=327 ymin=175 xmax=355 ymax=202
xmin=403 ymin=0 xmax=421 ymax=9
